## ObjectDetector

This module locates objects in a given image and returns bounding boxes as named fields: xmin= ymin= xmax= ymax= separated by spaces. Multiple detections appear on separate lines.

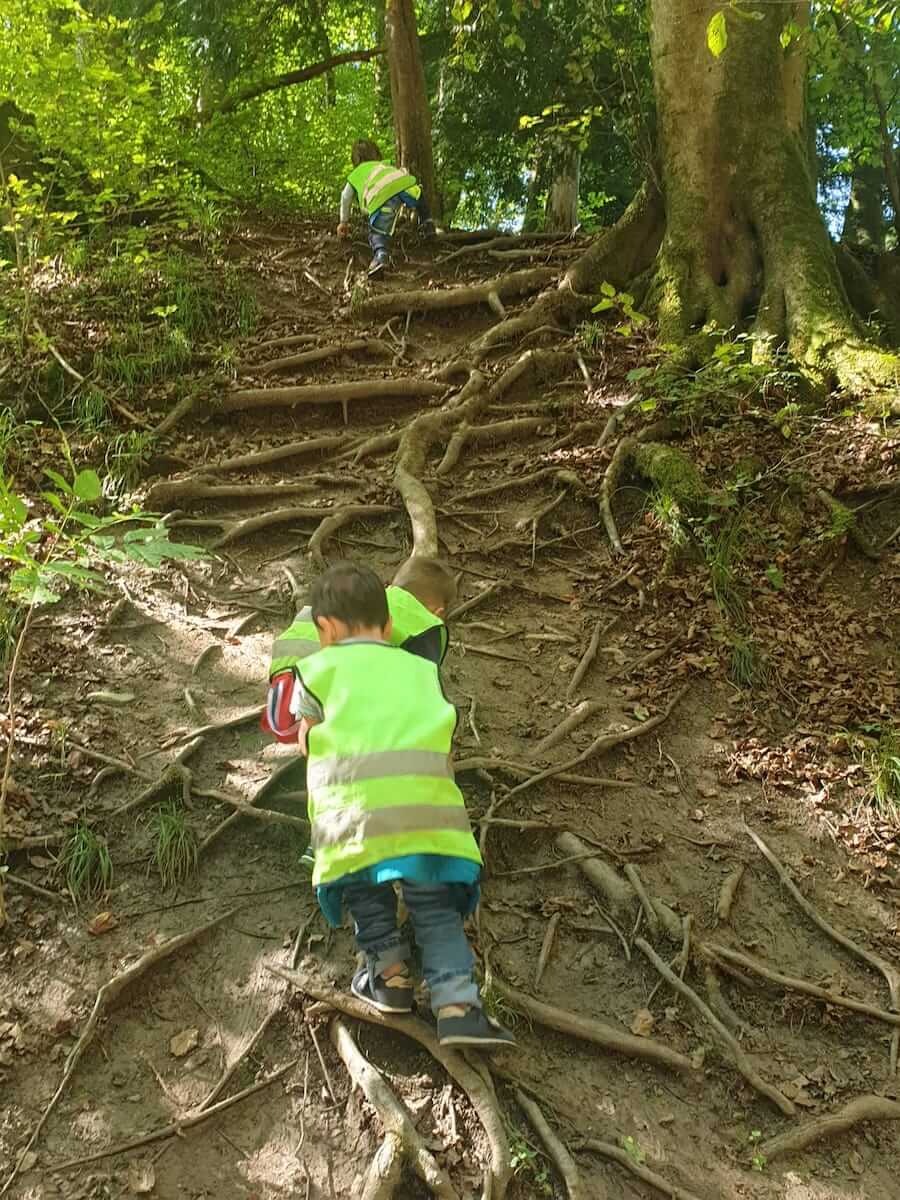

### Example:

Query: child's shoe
xmin=437 ymin=1006 xmax=515 ymax=1048
xmin=368 ymin=253 xmax=387 ymax=277
xmin=351 ymin=967 xmax=414 ymax=1014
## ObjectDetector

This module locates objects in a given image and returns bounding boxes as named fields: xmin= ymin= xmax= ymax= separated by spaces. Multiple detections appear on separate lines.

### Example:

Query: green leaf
xmin=9 ymin=566 xmax=59 ymax=606
xmin=44 ymin=468 xmax=73 ymax=495
xmin=121 ymin=525 xmax=207 ymax=567
xmin=600 ymin=281 xmax=617 ymax=297
xmin=73 ymin=469 xmax=102 ymax=502
xmin=779 ymin=25 xmax=792 ymax=48
xmin=592 ymin=298 xmax=615 ymax=312
xmin=707 ymin=10 xmax=727 ymax=57
xmin=639 ymin=397 xmax=658 ymax=413
xmin=627 ymin=367 xmax=653 ymax=382
xmin=765 ymin=565 xmax=785 ymax=590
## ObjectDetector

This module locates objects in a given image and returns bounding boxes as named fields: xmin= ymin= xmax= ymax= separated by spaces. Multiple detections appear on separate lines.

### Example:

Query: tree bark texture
xmin=645 ymin=0 xmax=897 ymax=390
xmin=385 ymin=0 xmax=438 ymax=217
xmin=842 ymin=162 xmax=886 ymax=252
xmin=544 ymin=139 xmax=581 ymax=233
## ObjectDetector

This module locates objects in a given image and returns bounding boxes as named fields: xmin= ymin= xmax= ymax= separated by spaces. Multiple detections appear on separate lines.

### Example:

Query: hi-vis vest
xmin=269 ymin=591 xmax=447 ymax=679
xmin=298 ymin=642 xmax=481 ymax=886
xmin=347 ymin=161 xmax=420 ymax=215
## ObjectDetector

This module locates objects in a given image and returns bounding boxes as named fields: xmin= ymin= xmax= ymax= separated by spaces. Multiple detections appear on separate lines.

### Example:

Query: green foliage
xmin=748 ymin=1128 xmax=767 ymax=1172
xmin=508 ymin=1129 xmax=553 ymax=1196
xmin=707 ymin=11 xmax=728 ymax=57
xmin=152 ymin=801 xmax=198 ymax=890
xmin=855 ymin=726 xmax=900 ymax=822
xmin=621 ymin=1135 xmax=646 ymax=1166
xmin=591 ymin=280 xmax=648 ymax=337
xmin=728 ymin=633 xmax=767 ymax=689
xmin=59 ymin=821 xmax=113 ymax=906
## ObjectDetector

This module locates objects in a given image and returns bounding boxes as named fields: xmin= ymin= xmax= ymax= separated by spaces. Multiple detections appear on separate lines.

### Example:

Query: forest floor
xmin=2 ymin=218 xmax=900 ymax=1200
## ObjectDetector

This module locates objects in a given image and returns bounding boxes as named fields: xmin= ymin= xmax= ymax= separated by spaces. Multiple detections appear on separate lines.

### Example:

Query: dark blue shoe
xmin=437 ymin=1008 xmax=515 ymax=1048
xmin=368 ymin=255 xmax=387 ymax=277
xmin=351 ymin=967 xmax=414 ymax=1014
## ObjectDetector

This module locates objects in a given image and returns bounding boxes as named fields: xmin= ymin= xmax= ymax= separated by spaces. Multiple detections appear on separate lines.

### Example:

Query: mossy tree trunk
xmin=385 ymin=0 xmax=439 ymax=218
xmin=544 ymin=138 xmax=580 ymax=233
xmin=842 ymin=162 xmax=886 ymax=253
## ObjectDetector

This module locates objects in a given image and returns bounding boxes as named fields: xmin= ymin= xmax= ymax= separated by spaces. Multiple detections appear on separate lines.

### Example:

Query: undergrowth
xmin=856 ymin=727 xmax=900 ymax=823
xmin=59 ymin=821 xmax=113 ymax=906
xmin=152 ymin=801 xmax=199 ymax=890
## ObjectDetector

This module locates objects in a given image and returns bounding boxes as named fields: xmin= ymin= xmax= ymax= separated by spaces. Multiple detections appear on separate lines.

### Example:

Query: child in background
xmin=336 ymin=138 xmax=434 ymax=277
xmin=263 ymin=555 xmax=455 ymax=744
xmin=292 ymin=561 xmax=513 ymax=1048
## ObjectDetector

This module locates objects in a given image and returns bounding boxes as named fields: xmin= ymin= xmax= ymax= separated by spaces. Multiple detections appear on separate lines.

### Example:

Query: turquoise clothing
xmin=316 ymin=853 xmax=481 ymax=927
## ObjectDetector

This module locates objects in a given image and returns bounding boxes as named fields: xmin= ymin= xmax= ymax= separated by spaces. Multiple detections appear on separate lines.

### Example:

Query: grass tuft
xmin=152 ymin=801 xmax=198 ymax=890
xmin=59 ymin=821 xmax=113 ymax=906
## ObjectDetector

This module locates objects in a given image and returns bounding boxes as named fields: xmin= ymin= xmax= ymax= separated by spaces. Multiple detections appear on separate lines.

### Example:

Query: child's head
xmin=351 ymin=138 xmax=382 ymax=167
xmin=311 ymin=561 xmax=391 ymax=646
xmin=392 ymin=556 xmax=457 ymax=618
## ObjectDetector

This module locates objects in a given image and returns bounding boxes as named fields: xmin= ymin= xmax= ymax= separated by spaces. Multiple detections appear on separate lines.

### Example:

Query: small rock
xmin=128 ymin=1162 xmax=156 ymax=1193
xmin=169 ymin=1028 xmax=200 ymax=1058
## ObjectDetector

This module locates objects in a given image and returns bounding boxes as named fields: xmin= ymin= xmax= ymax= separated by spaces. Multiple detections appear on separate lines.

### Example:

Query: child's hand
xmin=336 ymin=222 xmax=351 ymax=239
xmin=298 ymin=716 xmax=320 ymax=756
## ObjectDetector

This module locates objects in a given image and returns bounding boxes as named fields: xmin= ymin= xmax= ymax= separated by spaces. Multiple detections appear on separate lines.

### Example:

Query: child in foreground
xmin=263 ymin=555 xmax=456 ymax=744
xmin=292 ymin=561 xmax=513 ymax=1048
xmin=336 ymin=138 xmax=434 ymax=276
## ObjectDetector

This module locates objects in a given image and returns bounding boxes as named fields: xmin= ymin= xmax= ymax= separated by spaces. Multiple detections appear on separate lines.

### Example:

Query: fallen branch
xmin=1 ymin=910 xmax=237 ymax=1194
xmin=221 ymin=378 xmax=444 ymax=421
xmin=759 ymin=1094 xmax=900 ymax=1163
xmin=746 ymin=823 xmax=900 ymax=1074
xmin=268 ymin=966 xmax=511 ymax=1200
xmin=488 ymin=973 xmax=693 ymax=1074
xmin=635 ymin=938 xmax=795 ymax=1116
xmin=256 ymin=337 xmax=390 ymax=376
xmin=354 ymin=268 xmax=556 ymax=319
xmin=579 ymin=1138 xmax=705 ymax=1200
xmin=50 ymin=1057 xmax=297 ymax=1171
xmin=566 ymin=616 xmax=617 ymax=701
xmin=515 ymin=1090 xmax=585 ymax=1200
xmin=331 ymin=1017 xmax=459 ymax=1200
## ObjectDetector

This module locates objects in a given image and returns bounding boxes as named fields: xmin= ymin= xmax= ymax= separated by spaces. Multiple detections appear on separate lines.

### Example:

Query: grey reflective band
xmin=362 ymin=165 xmax=407 ymax=208
xmin=271 ymin=637 xmax=318 ymax=658
xmin=307 ymin=749 xmax=453 ymax=790
xmin=312 ymin=803 xmax=471 ymax=848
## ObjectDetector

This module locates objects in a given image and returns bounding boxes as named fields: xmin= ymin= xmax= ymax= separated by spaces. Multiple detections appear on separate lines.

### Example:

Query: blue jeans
xmin=368 ymin=190 xmax=432 ymax=262
xmin=344 ymin=879 xmax=480 ymax=1012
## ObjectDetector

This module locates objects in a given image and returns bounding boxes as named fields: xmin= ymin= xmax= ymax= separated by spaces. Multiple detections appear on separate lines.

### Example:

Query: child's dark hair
xmin=392 ymin=556 xmax=458 ymax=614
xmin=311 ymin=561 xmax=389 ymax=632
xmin=351 ymin=138 xmax=382 ymax=166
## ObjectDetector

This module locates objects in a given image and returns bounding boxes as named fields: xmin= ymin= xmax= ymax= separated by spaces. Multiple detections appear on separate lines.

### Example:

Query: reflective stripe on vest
xmin=297 ymin=641 xmax=481 ymax=885
xmin=269 ymin=606 xmax=318 ymax=678
xmin=386 ymin=586 xmax=448 ymax=663
xmin=347 ymin=161 xmax=418 ymax=215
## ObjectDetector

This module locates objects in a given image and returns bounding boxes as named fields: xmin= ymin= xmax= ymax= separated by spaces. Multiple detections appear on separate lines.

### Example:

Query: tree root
xmin=154 ymin=393 xmax=198 ymax=438
xmin=308 ymin=503 xmax=394 ymax=564
xmin=815 ymin=488 xmax=882 ymax=561
xmin=146 ymin=477 xmax=356 ymax=510
xmin=1 ymin=909 xmax=237 ymax=1195
xmin=112 ymin=736 xmax=203 ymax=818
xmin=534 ymin=912 xmax=561 ymax=990
xmin=193 ymin=787 xmax=309 ymax=832
xmin=447 ymin=579 xmax=506 ymax=621
xmin=4 ymin=873 xmax=65 ymax=902
xmin=353 ymin=268 xmax=557 ymax=319
xmin=182 ymin=502 xmax=392 ymax=550
xmin=256 ymin=337 xmax=391 ymax=376
xmin=530 ymin=701 xmax=605 ymax=758
xmin=331 ymin=1017 xmax=460 ymax=1200
xmin=440 ymin=233 xmax=583 ymax=262
xmin=436 ymin=417 xmax=545 ymax=476
xmin=702 ymin=964 xmax=751 ymax=1038
xmin=746 ymin=824 xmax=900 ymax=1074
xmin=566 ymin=616 xmax=617 ymax=701
xmin=350 ymin=429 xmax=403 ymax=463
xmin=198 ymin=757 xmax=304 ymax=857
xmin=759 ymin=1095 xmax=900 ymax=1163
xmin=559 ymin=834 xmax=681 ymax=941
xmin=455 ymin=756 xmax=635 ymax=789
xmin=246 ymin=331 xmax=319 ymax=355
xmin=221 ymin=378 xmax=444 ymax=420
xmin=635 ymin=938 xmax=795 ymax=1116
xmin=715 ymin=866 xmax=745 ymax=924
xmin=487 ymin=973 xmax=693 ymax=1074
xmin=505 ymin=683 xmax=690 ymax=799
xmin=268 ymin=966 xmax=512 ymax=1200
xmin=453 ymin=466 xmax=580 ymax=506
xmin=466 ymin=289 xmax=589 ymax=363
xmin=50 ymin=1057 xmax=298 ymax=1172
xmin=193 ymin=434 xmax=353 ymax=474
xmin=515 ymin=1090 xmax=585 ymax=1200
xmin=579 ymin=1138 xmax=704 ymax=1200
xmin=170 ymin=707 xmax=260 ymax=745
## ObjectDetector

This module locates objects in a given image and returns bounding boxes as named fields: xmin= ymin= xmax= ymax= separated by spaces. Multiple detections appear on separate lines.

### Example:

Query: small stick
xmin=746 ymin=823 xmax=900 ymax=1074
xmin=171 ymin=707 xmax=261 ymax=744
xmin=456 ymin=755 xmax=634 ymax=790
xmin=580 ymin=1138 xmax=704 ymax=1200
xmin=716 ymin=865 xmax=745 ymax=924
xmin=308 ymin=1021 xmax=339 ymax=1106
xmin=495 ymin=851 xmax=609 ymax=877
xmin=193 ymin=788 xmax=309 ymax=831
xmin=705 ymin=943 xmax=900 ymax=1027
xmin=198 ymin=757 xmax=306 ymax=856
xmin=4 ymin=873 xmax=65 ymax=902
xmin=447 ymin=579 xmax=506 ymax=621
xmin=531 ymin=701 xmax=604 ymax=758
xmin=467 ymin=696 xmax=482 ymax=745
xmin=64 ymin=739 xmax=151 ymax=780
xmin=534 ymin=912 xmax=561 ymax=989
xmin=1 ymin=910 xmax=237 ymax=1195
xmin=50 ymin=1057 xmax=298 ymax=1171
xmin=618 ymin=634 xmax=680 ymax=679
xmin=191 ymin=644 xmax=220 ymax=677
xmin=458 ymin=642 xmax=527 ymax=663
xmin=635 ymin=938 xmax=795 ymax=1115
xmin=197 ymin=1001 xmax=284 ymax=1111
xmin=624 ymin=864 xmax=660 ymax=940
xmin=566 ymin=617 xmax=613 ymax=701
xmin=515 ymin=1090 xmax=585 ymax=1200
xmin=759 ymin=1094 xmax=900 ymax=1163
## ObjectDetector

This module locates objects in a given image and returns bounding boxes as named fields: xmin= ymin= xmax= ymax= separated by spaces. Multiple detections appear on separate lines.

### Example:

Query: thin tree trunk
xmin=544 ymin=139 xmax=580 ymax=233
xmin=385 ymin=0 xmax=438 ymax=217
xmin=842 ymin=162 xmax=886 ymax=252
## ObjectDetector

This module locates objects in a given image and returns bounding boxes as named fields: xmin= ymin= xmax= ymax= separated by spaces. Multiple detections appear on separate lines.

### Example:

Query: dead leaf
xmin=169 ymin=1028 xmax=200 ymax=1058
xmin=848 ymin=1150 xmax=864 ymax=1175
xmin=87 ymin=911 xmax=118 ymax=936
xmin=18 ymin=1151 xmax=38 ymax=1173
xmin=28 ymin=855 xmax=54 ymax=870
xmin=128 ymin=1162 xmax=156 ymax=1193
xmin=630 ymin=1008 xmax=655 ymax=1037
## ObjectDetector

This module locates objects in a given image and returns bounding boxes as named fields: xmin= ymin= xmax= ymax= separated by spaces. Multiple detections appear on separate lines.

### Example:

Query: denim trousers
xmin=368 ymin=190 xmax=432 ymax=261
xmin=343 ymin=879 xmax=480 ymax=1012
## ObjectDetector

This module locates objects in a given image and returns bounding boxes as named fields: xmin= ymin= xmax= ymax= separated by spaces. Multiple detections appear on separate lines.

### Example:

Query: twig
xmin=515 ymin=1091 xmax=585 ymax=1200
xmin=579 ymin=1138 xmax=704 ymax=1200
xmin=635 ymin=938 xmax=794 ymax=1115
xmin=50 ymin=1057 xmax=298 ymax=1171
xmin=624 ymin=864 xmax=660 ymax=940
xmin=268 ymin=966 xmax=512 ymax=1200
xmin=308 ymin=1021 xmax=339 ymax=1106
xmin=759 ymin=1094 xmax=900 ymax=1163
xmin=705 ymin=942 xmax=900 ymax=1028
xmin=447 ymin=580 xmax=506 ymax=621
xmin=198 ymin=1000 xmax=284 ymax=1110
xmin=487 ymin=972 xmax=693 ymax=1074
xmin=495 ymin=851 xmax=608 ymax=877
xmin=534 ymin=912 xmax=561 ymax=989
xmin=4 ymin=873 xmax=65 ymax=902
xmin=746 ymin=823 xmax=900 ymax=1075
xmin=1 ymin=910 xmax=237 ymax=1194
xmin=171 ymin=707 xmax=261 ymax=744
xmin=715 ymin=865 xmax=745 ymax=924
xmin=198 ymin=756 xmax=305 ymax=856
xmin=65 ymin=739 xmax=151 ymax=780
xmin=331 ymin=1018 xmax=459 ymax=1200
xmin=566 ymin=617 xmax=616 ymax=701
xmin=531 ymin=701 xmax=604 ymax=758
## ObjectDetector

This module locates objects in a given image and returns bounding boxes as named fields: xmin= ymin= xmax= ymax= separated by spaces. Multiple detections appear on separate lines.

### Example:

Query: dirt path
xmin=3 ymin=221 xmax=900 ymax=1200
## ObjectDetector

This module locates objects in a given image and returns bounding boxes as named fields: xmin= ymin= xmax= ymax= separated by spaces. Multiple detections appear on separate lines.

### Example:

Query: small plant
xmin=509 ymin=1130 xmax=553 ymax=1195
xmin=59 ymin=821 xmax=113 ymax=905
xmin=621 ymin=1135 xmax=646 ymax=1166
xmin=104 ymin=431 xmax=155 ymax=497
xmin=591 ymin=280 xmax=649 ymax=336
xmin=649 ymin=488 xmax=688 ymax=549
xmin=698 ymin=516 xmax=747 ymax=621
xmin=729 ymin=634 xmax=767 ymax=688
xmin=857 ymin=727 xmax=900 ymax=822
xmin=152 ymin=801 xmax=198 ymax=890
xmin=71 ymin=387 xmax=109 ymax=435
xmin=480 ymin=965 xmax=523 ymax=1031
xmin=748 ymin=1128 xmax=766 ymax=1172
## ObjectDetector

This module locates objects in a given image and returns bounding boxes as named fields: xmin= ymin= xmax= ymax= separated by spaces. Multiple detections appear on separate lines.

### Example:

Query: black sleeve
xmin=401 ymin=626 xmax=444 ymax=667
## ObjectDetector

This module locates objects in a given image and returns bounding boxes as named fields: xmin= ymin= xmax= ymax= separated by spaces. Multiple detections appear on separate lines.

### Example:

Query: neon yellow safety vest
xmin=386 ymin=585 xmax=449 ymax=664
xmin=347 ymin=161 xmax=420 ymax=215
xmin=298 ymin=642 xmax=481 ymax=886
xmin=269 ymin=606 xmax=319 ymax=679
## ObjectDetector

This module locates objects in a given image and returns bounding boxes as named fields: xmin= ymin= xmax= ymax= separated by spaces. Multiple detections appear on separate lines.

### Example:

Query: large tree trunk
xmin=385 ymin=0 xmax=438 ymax=218
xmin=842 ymin=163 xmax=886 ymax=252
xmin=544 ymin=139 xmax=580 ymax=233
xmin=641 ymin=0 xmax=896 ymax=392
